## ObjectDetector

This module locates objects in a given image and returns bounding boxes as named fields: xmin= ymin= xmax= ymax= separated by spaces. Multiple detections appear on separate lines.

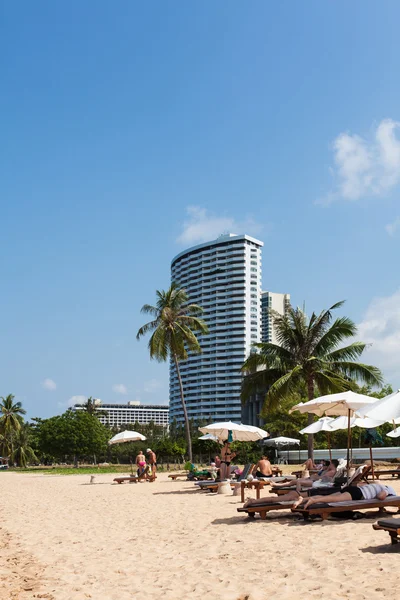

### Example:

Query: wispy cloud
xmin=176 ymin=206 xmax=263 ymax=245
xmin=59 ymin=394 xmax=87 ymax=409
xmin=42 ymin=378 xmax=57 ymax=391
xmin=112 ymin=383 xmax=128 ymax=395
xmin=386 ymin=216 xmax=400 ymax=236
xmin=357 ymin=288 xmax=400 ymax=387
xmin=143 ymin=379 xmax=162 ymax=394
xmin=320 ymin=119 xmax=400 ymax=204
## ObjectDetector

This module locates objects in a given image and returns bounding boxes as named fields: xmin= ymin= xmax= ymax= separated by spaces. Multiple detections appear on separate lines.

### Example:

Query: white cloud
xmin=176 ymin=206 xmax=263 ymax=245
xmin=112 ymin=383 xmax=128 ymax=395
xmin=386 ymin=216 xmax=400 ymax=236
xmin=143 ymin=379 xmax=162 ymax=394
xmin=66 ymin=395 xmax=87 ymax=407
xmin=42 ymin=378 xmax=57 ymax=391
xmin=357 ymin=289 xmax=400 ymax=387
xmin=321 ymin=119 xmax=400 ymax=203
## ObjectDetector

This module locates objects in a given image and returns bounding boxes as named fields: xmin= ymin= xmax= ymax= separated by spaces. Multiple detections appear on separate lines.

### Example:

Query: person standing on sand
xmin=135 ymin=450 xmax=146 ymax=475
xmin=146 ymin=448 xmax=157 ymax=479
xmin=220 ymin=441 xmax=237 ymax=480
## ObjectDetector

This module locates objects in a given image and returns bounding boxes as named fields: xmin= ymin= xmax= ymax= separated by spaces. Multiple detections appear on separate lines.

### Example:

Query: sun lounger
xmin=195 ymin=463 xmax=255 ymax=492
xmin=270 ymin=465 xmax=371 ymax=496
xmin=113 ymin=466 xmax=149 ymax=484
xmin=168 ymin=473 xmax=188 ymax=481
xmin=373 ymin=517 xmax=400 ymax=545
xmin=293 ymin=495 xmax=400 ymax=521
xmin=367 ymin=468 xmax=400 ymax=480
xmin=237 ymin=500 xmax=296 ymax=520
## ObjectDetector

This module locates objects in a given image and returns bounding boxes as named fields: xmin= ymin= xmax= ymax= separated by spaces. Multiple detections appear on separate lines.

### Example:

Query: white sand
xmin=1 ymin=471 xmax=400 ymax=600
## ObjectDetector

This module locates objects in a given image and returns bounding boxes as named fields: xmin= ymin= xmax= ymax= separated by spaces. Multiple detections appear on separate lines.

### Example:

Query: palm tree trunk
xmin=307 ymin=378 xmax=315 ymax=461
xmin=172 ymin=353 xmax=193 ymax=462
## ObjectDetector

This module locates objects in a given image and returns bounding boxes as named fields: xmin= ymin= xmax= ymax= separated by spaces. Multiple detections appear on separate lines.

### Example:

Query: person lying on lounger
xmin=242 ymin=482 xmax=396 ymax=510
xmin=270 ymin=460 xmax=338 ymax=489
xmin=300 ymin=482 xmax=397 ymax=510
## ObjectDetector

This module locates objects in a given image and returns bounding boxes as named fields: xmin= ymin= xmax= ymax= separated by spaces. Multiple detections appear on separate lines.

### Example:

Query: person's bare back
xmin=256 ymin=457 xmax=272 ymax=477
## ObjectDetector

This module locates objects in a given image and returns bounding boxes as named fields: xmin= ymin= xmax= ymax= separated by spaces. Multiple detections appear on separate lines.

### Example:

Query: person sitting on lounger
xmin=254 ymin=455 xmax=273 ymax=478
xmin=271 ymin=460 xmax=338 ymax=490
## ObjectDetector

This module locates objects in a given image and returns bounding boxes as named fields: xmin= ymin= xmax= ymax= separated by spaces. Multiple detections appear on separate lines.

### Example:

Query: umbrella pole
xmin=346 ymin=409 xmax=351 ymax=483
xmin=369 ymin=444 xmax=375 ymax=481
xmin=327 ymin=432 xmax=332 ymax=462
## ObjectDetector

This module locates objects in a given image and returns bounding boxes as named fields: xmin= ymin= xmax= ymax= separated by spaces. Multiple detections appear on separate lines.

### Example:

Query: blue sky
xmin=1 ymin=2 xmax=399 ymax=418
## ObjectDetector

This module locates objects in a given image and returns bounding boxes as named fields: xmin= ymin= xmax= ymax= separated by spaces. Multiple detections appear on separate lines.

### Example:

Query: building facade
xmin=261 ymin=291 xmax=291 ymax=343
xmin=74 ymin=400 xmax=169 ymax=428
xmin=170 ymin=233 xmax=263 ymax=425
xmin=242 ymin=292 xmax=291 ymax=427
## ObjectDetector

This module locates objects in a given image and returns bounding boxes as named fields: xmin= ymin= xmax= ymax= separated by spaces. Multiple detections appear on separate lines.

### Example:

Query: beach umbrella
xmin=198 ymin=433 xmax=221 ymax=442
xmin=108 ymin=430 xmax=147 ymax=474
xmin=299 ymin=417 xmax=334 ymax=461
xmin=198 ymin=421 xmax=269 ymax=442
xmin=290 ymin=391 xmax=377 ymax=476
xmin=387 ymin=426 xmax=400 ymax=438
xmin=108 ymin=430 xmax=147 ymax=445
xmin=356 ymin=389 xmax=400 ymax=425
xmin=263 ymin=436 xmax=300 ymax=462
xmin=328 ymin=415 xmax=385 ymax=480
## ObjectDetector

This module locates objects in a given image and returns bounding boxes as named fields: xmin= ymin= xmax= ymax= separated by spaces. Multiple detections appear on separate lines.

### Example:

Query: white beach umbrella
xmin=387 ymin=426 xmax=400 ymax=439
xmin=198 ymin=433 xmax=221 ymax=442
xmin=299 ymin=416 xmax=334 ymax=435
xmin=198 ymin=421 xmax=269 ymax=442
xmin=356 ymin=389 xmax=400 ymax=424
xmin=108 ymin=430 xmax=147 ymax=445
xmin=290 ymin=391 xmax=377 ymax=476
xmin=327 ymin=415 xmax=385 ymax=431
xmin=263 ymin=436 xmax=300 ymax=447
xmin=290 ymin=391 xmax=377 ymax=417
xmin=327 ymin=415 xmax=386 ymax=481
xmin=299 ymin=417 xmax=334 ymax=461
xmin=263 ymin=436 xmax=300 ymax=463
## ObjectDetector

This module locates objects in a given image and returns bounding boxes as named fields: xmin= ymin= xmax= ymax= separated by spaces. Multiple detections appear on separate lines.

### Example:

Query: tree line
xmin=1 ymin=288 xmax=391 ymax=466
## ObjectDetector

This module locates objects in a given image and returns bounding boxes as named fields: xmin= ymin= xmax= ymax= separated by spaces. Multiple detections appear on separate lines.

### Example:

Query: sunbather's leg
xmin=302 ymin=491 xmax=352 ymax=509
xmin=243 ymin=490 xmax=301 ymax=508
xmin=271 ymin=480 xmax=297 ymax=489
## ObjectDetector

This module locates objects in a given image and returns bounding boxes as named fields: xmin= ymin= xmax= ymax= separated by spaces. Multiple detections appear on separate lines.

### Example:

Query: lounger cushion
xmin=376 ymin=517 xmax=400 ymax=529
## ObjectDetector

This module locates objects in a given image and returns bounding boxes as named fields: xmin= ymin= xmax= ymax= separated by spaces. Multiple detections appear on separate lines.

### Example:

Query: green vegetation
xmin=137 ymin=282 xmax=209 ymax=462
xmin=241 ymin=301 xmax=383 ymax=458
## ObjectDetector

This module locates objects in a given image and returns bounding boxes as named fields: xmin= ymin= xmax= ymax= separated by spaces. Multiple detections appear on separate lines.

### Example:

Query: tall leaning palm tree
xmin=136 ymin=282 xmax=209 ymax=461
xmin=0 ymin=395 xmax=26 ymax=456
xmin=241 ymin=301 xmax=383 ymax=459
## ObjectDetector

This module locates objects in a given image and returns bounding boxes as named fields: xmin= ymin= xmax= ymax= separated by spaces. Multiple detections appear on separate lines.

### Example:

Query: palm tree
xmin=136 ymin=282 xmax=209 ymax=461
xmin=81 ymin=397 xmax=106 ymax=419
xmin=241 ymin=301 xmax=383 ymax=459
xmin=0 ymin=395 xmax=26 ymax=456
xmin=12 ymin=424 xmax=38 ymax=468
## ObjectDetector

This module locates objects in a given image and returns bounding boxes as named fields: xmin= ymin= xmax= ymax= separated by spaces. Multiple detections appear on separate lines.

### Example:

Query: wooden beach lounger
xmin=168 ymin=473 xmax=188 ymax=481
xmin=237 ymin=500 xmax=296 ymax=520
xmin=293 ymin=495 xmax=400 ymax=521
xmin=367 ymin=468 xmax=400 ymax=480
xmin=373 ymin=517 xmax=400 ymax=545
xmin=270 ymin=465 xmax=371 ymax=496
xmin=113 ymin=466 xmax=149 ymax=484
xmin=195 ymin=464 xmax=255 ymax=492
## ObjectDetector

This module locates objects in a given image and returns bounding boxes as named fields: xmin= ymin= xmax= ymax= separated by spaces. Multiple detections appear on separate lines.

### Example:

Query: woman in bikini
xmin=220 ymin=441 xmax=237 ymax=480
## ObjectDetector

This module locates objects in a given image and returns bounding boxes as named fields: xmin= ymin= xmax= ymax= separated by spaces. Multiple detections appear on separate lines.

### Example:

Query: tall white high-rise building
xmin=261 ymin=291 xmax=291 ymax=343
xmin=169 ymin=233 xmax=263 ymax=425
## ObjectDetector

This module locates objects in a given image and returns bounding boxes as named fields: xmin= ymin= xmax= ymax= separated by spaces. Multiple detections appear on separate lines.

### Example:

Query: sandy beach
xmin=1 ymin=471 xmax=399 ymax=600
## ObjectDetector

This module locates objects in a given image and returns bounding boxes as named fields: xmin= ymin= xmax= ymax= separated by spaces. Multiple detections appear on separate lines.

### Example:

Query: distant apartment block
xmin=261 ymin=291 xmax=291 ymax=343
xmin=74 ymin=400 xmax=169 ymax=428
xmin=170 ymin=233 xmax=263 ymax=425
xmin=242 ymin=291 xmax=291 ymax=427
